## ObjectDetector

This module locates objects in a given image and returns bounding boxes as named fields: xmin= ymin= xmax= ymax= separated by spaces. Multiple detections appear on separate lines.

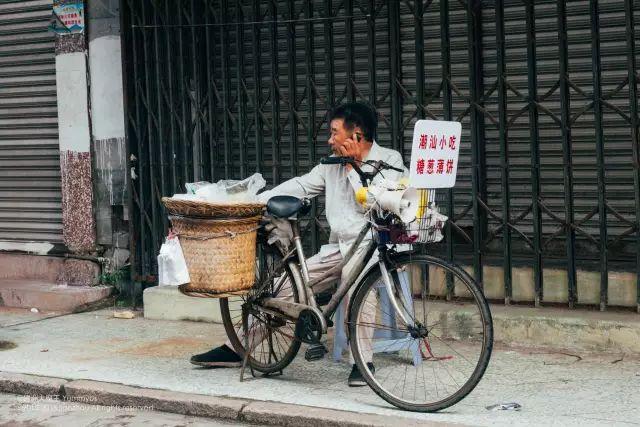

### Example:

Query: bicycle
xmin=219 ymin=156 xmax=493 ymax=412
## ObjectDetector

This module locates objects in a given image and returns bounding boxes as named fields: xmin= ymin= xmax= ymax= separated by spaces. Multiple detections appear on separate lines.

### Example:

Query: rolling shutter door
xmin=214 ymin=0 xmax=638 ymax=261
xmin=0 ymin=0 xmax=62 ymax=244
xmin=479 ymin=0 xmax=638 ymax=263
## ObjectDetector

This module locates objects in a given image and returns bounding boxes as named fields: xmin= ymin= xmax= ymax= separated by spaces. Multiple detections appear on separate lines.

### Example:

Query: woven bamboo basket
xmin=162 ymin=197 xmax=264 ymax=218
xmin=168 ymin=215 xmax=262 ymax=298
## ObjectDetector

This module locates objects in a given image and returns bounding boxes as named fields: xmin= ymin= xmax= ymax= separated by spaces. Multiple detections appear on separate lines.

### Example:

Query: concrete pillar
xmin=87 ymin=0 xmax=129 ymax=269
xmin=54 ymin=0 xmax=96 ymax=254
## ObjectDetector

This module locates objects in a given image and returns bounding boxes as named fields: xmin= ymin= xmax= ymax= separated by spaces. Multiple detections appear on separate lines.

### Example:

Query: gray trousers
xmin=227 ymin=244 xmax=378 ymax=364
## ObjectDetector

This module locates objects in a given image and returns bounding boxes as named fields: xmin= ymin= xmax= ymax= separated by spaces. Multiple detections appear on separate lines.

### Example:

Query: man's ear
xmin=353 ymin=126 xmax=364 ymax=142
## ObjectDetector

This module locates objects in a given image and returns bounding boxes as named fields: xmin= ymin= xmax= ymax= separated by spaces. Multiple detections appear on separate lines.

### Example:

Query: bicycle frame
xmin=262 ymin=213 xmax=415 ymax=330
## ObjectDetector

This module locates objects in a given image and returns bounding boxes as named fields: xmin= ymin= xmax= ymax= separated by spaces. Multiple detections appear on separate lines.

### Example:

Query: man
xmin=190 ymin=102 xmax=406 ymax=386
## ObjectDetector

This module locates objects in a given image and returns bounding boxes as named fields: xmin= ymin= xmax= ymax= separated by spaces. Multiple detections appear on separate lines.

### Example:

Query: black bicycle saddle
xmin=266 ymin=195 xmax=311 ymax=218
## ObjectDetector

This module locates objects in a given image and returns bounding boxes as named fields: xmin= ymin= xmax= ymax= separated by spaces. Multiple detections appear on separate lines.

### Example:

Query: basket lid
xmin=162 ymin=197 xmax=265 ymax=218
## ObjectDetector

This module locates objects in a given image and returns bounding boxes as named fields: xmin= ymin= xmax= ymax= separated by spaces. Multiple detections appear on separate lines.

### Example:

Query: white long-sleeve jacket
xmin=258 ymin=142 xmax=407 ymax=258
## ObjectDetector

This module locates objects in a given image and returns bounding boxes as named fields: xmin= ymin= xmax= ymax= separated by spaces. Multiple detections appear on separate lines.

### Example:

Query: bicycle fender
xmin=286 ymin=260 xmax=308 ymax=305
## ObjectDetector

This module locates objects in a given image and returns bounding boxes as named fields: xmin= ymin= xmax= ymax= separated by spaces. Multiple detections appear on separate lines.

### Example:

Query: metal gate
xmin=121 ymin=0 xmax=640 ymax=310
xmin=0 ymin=0 xmax=62 ymax=245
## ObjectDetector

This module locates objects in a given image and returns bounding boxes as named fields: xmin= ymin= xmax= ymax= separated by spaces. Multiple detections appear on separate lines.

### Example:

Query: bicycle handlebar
xmin=320 ymin=156 xmax=403 ymax=187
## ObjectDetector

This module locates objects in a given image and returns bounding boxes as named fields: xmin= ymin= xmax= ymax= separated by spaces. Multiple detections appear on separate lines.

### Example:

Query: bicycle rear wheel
xmin=348 ymin=253 xmax=493 ymax=412
xmin=220 ymin=247 xmax=301 ymax=374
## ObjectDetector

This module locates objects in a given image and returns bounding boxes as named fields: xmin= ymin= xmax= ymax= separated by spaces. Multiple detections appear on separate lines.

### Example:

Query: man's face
xmin=328 ymin=118 xmax=353 ymax=155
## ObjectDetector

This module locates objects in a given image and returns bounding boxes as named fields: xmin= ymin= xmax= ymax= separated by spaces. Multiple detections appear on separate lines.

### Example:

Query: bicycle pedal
xmin=305 ymin=344 xmax=327 ymax=361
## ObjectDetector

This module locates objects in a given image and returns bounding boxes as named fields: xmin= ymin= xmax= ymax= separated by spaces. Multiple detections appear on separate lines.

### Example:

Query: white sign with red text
xmin=409 ymin=120 xmax=461 ymax=188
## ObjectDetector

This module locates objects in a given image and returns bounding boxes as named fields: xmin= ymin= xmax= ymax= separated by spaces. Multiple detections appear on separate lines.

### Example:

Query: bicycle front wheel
xmin=348 ymin=253 xmax=493 ymax=412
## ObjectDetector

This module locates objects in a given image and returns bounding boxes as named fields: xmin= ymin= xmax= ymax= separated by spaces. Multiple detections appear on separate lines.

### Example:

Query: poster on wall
xmin=51 ymin=2 xmax=85 ymax=34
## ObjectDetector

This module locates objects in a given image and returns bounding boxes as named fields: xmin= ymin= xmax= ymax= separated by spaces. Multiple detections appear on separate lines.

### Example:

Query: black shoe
xmin=348 ymin=362 xmax=375 ymax=387
xmin=190 ymin=345 xmax=242 ymax=368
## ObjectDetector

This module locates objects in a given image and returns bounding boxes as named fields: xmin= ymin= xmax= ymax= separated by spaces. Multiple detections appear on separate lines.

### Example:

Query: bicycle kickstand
xmin=239 ymin=305 xmax=255 ymax=381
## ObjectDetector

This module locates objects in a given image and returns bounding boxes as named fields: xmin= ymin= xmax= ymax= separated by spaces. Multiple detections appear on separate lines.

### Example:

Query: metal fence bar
xmin=140 ymin=0 xmax=160 ymax=261
xmin=495 ymin=0 xmax=512 ymax=304
xmin=589 ymin=0 xmax=608 ymax=311
xmin=269 ymin=0 xmax=280 ymax=185
xmin=414 ymin=0 xmax=424 ymax=121
xmin=321 ymin=0 xmax=336 ymax=251
xmin=236 ymin=0 xmax=247 ymax=178
xmin=176 ymin=2 xmax=189 ymax=186
xmin=125 ymin=0 xmax=146 ymax=276
xmin=525 ymin=0 xmax=542 ymax=305
xmin=323 ymin=0 xmax=335 ymax=108
xmin=624 ymin=0 xmax=640 ymax=313
xmin=119 ymin=0 xmax=136 ymax=284
xmin=305 ymin=0 xmax=319 ymax=253
xmin=345 ymin=0 xmax=354 ymax=101
xmin=134 ymin=0 xmax=149 ymax=275
xmin=440 ymin=0 xmax=455 ymax=300
xmin=220 ymin=0 xmax=232 ymax=179
xmin=474 ymin=2 xmax=487 ymax=239
xmin=190 ymin=0 xmax=201 ymax=181
xmin=413 ymin=0 xmax=428 ymax=298
xmin=388 ymin=0 xmax=401 ymax=155
xmin=467 ymin=0 xmax=483 ymax=288
xmin=252 ymin=0 xmax=263 ymax=176
xmin=286 ymin=0 xmax=298 ymax=177
xmin=165 ymin=0 xmax=178 ymax=190
xmin=152 ymin=3 xmax=167 ymax=213
xmin=366 ymin=0 xmax=376 ymax=106
xmin=205 ymin=3 xmax=215 ymax=180
xmin=210 ymin=2 xmax=222 ymax=180
xmin=556 ymin=0 xmax=577 ymax=308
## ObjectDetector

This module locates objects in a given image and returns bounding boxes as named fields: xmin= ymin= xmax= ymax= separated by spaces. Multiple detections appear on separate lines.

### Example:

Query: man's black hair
xmin=328 ymin=102 xmax=378 ymax=142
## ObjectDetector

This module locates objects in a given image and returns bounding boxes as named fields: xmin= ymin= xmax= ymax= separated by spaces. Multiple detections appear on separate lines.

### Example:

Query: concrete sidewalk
xmin=0 ymin=307 xmax=638 ymax=426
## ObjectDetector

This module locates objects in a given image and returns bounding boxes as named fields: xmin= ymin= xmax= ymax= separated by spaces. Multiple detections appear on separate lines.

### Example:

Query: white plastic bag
xmin=194 ymin=173 xmax=266 ymax=202
xmin=407 ymin=206 xmax=447 ymax=243
xmin=173 ymin=173 xmax=267 ymax=203
xmin=157 ymin=233 xmax=190 ymax=286
xmin=185 ymin=181 xmax=211 ymax=194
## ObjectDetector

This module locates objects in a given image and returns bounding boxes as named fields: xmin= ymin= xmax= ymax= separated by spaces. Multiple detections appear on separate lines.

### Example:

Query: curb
xmin=0 ymin=372 xmax=461 ymax=427
xmin=488 ymin=305 xmax=640 ymax=354
xmin=422 ymin=303 xmax=640 ymax=355
xmin=63 ymin=379 xmax=245 ymax=421
xmin=0 ymin=372 xmax=67 ymax=397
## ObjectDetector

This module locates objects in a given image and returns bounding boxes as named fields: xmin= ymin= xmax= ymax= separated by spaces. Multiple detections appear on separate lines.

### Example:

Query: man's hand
xmin=337 ymin=133 xmax=366 ymax=171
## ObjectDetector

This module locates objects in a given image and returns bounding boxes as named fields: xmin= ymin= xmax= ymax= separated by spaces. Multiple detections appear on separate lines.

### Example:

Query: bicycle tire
xmin=348 ymin=253 xmax=493 ymax=412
